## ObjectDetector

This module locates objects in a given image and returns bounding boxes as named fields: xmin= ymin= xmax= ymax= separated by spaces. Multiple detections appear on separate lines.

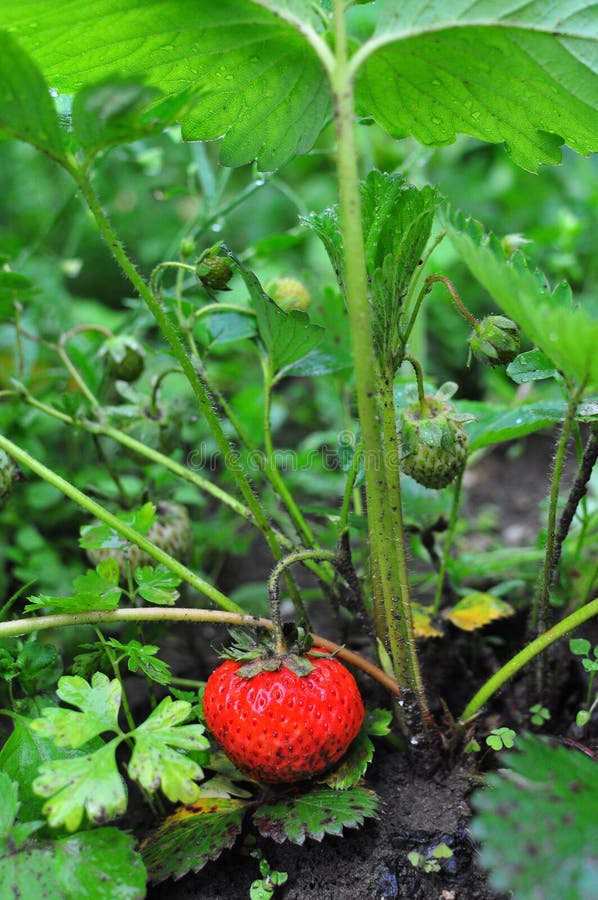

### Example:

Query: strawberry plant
xmin=0 ymin=1 xmax=597 ymax=897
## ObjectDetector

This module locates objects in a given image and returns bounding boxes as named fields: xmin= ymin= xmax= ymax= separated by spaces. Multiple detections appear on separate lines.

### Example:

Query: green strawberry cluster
xmin=399 ymin=393 xmax=470 ymax=490
xmin=86 ymin=501 xmax=193 ymax=574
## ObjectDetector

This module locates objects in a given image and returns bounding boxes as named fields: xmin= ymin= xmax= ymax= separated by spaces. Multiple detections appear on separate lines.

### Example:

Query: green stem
xmin=194 ymin=303 xmax=256 ymax=320
xmin=0 ymin=434 xmax=243 ymax=614
xmin=261 ymin=358 xmax=318 ymax=549
xmin=426 ymin=275 xmax=478 ymax=327
xmin=0 ymin=608 xmax=401 ymax=698
xmin=148 ymin=367 xmax=183 ymax=418
xmin=94 ymin=627 xmax=137 ymax=734
xmin=331 ymin=0 xmax=424 ymax=723
xmin=377 ymin=369 xmax=428 ymax=711
xmin=56 ymin=344 xmax=99 ymax=409
xmin=431 ymin=469 xmax=464 ymax=617
xmin=460 ymin=596 xmax=598 ymax=723
xmin=338 ymin=439 xmax=362 ymax=534
xmin=404 ymin=354 xmax=427 ymax=414
xmin=67 ymin=164 xmax=285 ymax=567
xmin=267 ymin=549 xmax=339 ymax=652
xmin=92 ymin=434 xmax=131 ymax=508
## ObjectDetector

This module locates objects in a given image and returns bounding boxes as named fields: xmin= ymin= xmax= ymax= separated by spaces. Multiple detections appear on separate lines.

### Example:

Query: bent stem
xmin=0 ymin=434 xmax=243 ymax=615
xmin=460 ymin=596 xmax=598 ymax=723
xmin=0 ymin=608 xmax=401 ymax=698
xmin=267 ymin=548 xmax=338 ymax=652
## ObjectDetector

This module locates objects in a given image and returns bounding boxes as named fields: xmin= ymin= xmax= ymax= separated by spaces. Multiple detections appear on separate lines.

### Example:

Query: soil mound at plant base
xmin=147 ymin=750 xmax=505 ymax=900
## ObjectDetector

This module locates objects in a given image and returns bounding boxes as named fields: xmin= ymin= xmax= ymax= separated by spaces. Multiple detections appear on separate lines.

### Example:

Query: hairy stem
xmin=552 ymin=428 xmax=598 ymax=578
xmin=331 ymin=0 xmax=425 ymax=725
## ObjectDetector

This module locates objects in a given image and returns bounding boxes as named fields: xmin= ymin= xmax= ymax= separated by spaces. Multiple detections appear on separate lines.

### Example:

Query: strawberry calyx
xmin=217 ymin=625 xmax=330 ymax=680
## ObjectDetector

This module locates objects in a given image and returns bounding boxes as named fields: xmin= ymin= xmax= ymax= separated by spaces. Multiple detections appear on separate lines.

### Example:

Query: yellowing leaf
xmin=140 ymin=798 xmax=247 ymax=882
xmin=446 ymin=593 xmax=514 ymax=632
xmin=412 ymin=603 xmax=443 ymax=638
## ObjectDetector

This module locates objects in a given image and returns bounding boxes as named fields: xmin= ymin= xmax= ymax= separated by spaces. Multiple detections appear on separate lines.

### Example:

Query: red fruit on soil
xmin=203 ymin=649 xmax=365 ymax=784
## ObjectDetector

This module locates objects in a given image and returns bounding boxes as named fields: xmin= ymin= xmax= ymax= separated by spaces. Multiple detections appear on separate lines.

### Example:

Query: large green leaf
xmin=458 ymin=399 xmax=568 ymax=451
xmin=4 ymin=0 xmax=330 ymax=170
xmin=355 ymin=0 xmax=598 ymax=170
xmin=472 ymin=734 xmax=598 ymax=899
xmin=442 ymin=209 xmax=598 ymax=389
xmin=0 ymin=31 xmax=66 ymax=161
xmin=0 ymin=717 xmax=93 ymax=824
xmin=32 ymin=740 xmax=127 ymax=831
xmin=6 ymin=2 xmax=598 ymax=171
xmin=0 ymin=822 xmax=146 ymax=900
xmin=72 ymin=76 xmax=197 ymax=163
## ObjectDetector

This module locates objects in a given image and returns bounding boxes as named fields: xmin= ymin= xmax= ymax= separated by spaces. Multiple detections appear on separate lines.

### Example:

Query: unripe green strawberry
xmin=267 ymin=277 xmax=311 ymax=313
xmin=86 ymin=501 xmax=193 ymax=574
xmin=203 ymin=647 xmax=364 ymax=784
xmin=468 ymin=315 xmax=520 ymax=367
xmin=0 ymin=449 xmax=18 ymax=508
xmin=400 ymin=394 xmax=469 ymax=489
xmin=196 ymin=254 xmax=233 ymax=291
xmin=99 ymin=335 xmax=145 ymax=382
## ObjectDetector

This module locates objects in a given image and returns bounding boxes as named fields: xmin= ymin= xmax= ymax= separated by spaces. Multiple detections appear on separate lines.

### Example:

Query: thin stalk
xmin=194 ymin=303 xmax=256 ymax=320
xmin=267 ymin=548 xmax=339 ymax=651
xmin=0 ymin=434 xmax=243 ymax=615
xmin=460 ymin=596 xmax=598 ymax=723
xmin=404 ymin=354 xmax=426 ymax=414
xmin=579 ymin=558 xmax=598 ymax=609
xmin=331 ymin=0 xmax=425 ymax=722
xmin=148 ymin=367 xmax=183 ymax=418
xmin=401 ymin=281 xmax=432 ymax=350
xmin=94 ymin=627 xmax=137 ymax=734
xmin=432 ymin=469 xmax=464 ymax=616
xmin=338 ymin=440 xmax=363 ymax=534
xmin=261 ymin=357 xmax=318 ymax=548
xmin=0 ymin=608 xmax=401 ymax=698
xmin=92 ymin=434 xmax=131 ymax=508
xmin=552 ymin=428 xmax=598 ymax=577
xmin=532 ymin=383 xmax=585 ymax=632
xmin=66 ymin=163 xmax=286 ymax=567
xmin=56 ymin=344 xmax=99 ymax=409
xmin=425 ymin=275 xmax=478 ymax=327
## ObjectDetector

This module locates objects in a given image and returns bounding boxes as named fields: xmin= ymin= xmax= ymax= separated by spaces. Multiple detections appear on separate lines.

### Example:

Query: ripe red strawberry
xmin=203 ymin=646 xmax=365 ymax=784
